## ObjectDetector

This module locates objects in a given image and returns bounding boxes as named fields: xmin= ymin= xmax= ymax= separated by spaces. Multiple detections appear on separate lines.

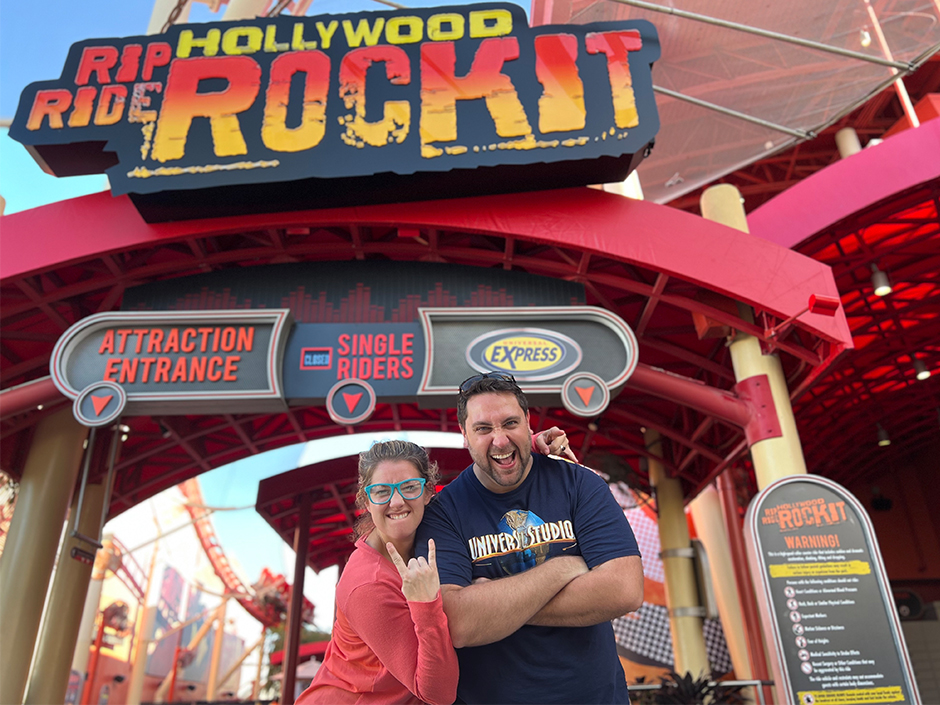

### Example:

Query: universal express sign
xmin=51 ymin=306 xmax=638 ymax=425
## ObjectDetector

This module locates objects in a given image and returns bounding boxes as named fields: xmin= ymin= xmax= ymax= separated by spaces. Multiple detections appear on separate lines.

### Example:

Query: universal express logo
xmin=465 ymin=328 xmax=581 ymax=381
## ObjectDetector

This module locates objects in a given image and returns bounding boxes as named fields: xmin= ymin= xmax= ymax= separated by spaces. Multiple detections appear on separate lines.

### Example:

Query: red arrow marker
xmin=575 ymin=385 xmax=595 ymax=407
xmin=342 ymin=392 xmax=363 ymax=413
xmin=91 ymin=394 xmax=113 ymax=417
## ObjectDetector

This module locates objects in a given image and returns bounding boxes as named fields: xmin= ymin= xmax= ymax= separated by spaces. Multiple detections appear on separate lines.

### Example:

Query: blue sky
xmin=0 ymin=0 xmax=528 ymax=213
xmin=0 ymin=0 xmax=483 ymax=635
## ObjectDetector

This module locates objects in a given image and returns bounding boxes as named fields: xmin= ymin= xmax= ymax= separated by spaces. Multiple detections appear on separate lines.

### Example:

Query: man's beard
xmin=472 ymin=441 xmax=532 ymax=489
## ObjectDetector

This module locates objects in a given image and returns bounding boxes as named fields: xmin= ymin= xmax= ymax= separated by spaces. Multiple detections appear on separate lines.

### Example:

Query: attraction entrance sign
xmin=745 ymin=475 xmax=920 ymax=705
xmin=9 ymin=3 xmax=660 ymax=221
xmin=49 ymin=304 xmax=637 ymax=424
xmin=50 ymin=310 xmax=293 ymax=414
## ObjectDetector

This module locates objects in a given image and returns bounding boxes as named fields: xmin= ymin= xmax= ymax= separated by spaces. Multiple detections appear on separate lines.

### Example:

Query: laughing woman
xmin=297 ymin=440 xmax=457 ymax=705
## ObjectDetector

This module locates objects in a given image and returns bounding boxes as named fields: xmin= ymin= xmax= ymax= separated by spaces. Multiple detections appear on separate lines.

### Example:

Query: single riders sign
xmin=10 ymin=3 xmax=660 ymax=220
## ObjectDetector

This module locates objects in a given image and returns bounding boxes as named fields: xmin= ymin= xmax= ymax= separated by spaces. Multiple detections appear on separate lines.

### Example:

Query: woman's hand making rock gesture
xmin=387 ymin=539 xmax=440 ymax=603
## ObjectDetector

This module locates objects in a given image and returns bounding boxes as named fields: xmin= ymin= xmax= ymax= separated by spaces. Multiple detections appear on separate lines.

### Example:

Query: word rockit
xmin=11 ymin=3 xmax=660 ymax=200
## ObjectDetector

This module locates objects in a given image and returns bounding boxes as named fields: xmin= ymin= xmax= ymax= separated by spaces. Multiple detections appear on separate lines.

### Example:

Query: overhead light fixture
xmin=860 ymin=29 xmax=872 ymax=48
xmin=876 ymin=423 xmax=891 ymax=447
xmin=871 ymin=264 xmax=892 ymax=297
xmin=914 ymin=359 xmax=930 ymax=381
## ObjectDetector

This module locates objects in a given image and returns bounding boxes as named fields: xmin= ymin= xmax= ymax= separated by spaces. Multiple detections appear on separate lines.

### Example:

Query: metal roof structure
xmin=1 ymin=185 xmax=850 ymax=524
xmin=1 ymin=7 xmax=938 ymax=571
xmin=533 ymin=0 xmax=940 ymax=205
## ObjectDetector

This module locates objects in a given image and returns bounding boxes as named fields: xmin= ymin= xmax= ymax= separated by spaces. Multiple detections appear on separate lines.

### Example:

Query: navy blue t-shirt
xmin=415 ymin=454 xmax=640 ymax=704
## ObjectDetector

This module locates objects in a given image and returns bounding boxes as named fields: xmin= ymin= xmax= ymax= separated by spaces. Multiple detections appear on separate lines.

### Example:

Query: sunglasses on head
xmin=458 ymin=371 xmax=518 ymax=393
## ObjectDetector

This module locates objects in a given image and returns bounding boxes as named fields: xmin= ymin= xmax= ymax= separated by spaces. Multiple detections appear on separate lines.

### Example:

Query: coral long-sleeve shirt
xmin=296 ymin=537 xmax=458 ymax=705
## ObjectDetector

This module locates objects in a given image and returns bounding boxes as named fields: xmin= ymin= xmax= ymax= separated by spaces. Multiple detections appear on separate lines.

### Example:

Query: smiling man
xmin=415 ymin=372 xmax=643 ymax=704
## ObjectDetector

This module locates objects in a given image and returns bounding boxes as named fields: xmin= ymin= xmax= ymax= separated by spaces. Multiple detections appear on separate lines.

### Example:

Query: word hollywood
xmin=762 ymin=498 xmax=848 ymax=532
xmin=10 ymin=3 xmax=659 ymax=214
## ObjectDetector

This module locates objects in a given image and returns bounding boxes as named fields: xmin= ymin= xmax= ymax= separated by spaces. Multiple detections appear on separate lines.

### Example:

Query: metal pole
xmin=215 ymin=632 xmax=266 ymax=697
xmin=126 ymin=542 xmax=160 ymax=705
xmin=718 ymin=470 xmax=774 ymax=705
xmin=25 ymin=483 xmax=106 ymax=705
xmin=253 ymin=629 xmax=267 ymax=700
xmin=166 ymin=634 xmax=183 ymax=703
xmin=79 ymin=614 xmax=108 ymax=705
xmin=862 ymin=0 xmax=921 ymax=127
xmin=70 ymin=533 xmax=113 ymax=688
xmin=96 ymin=423 xmax=122 ymax=541
xmin=646 ymin=429 xmax=710 ymax=678
xmin=281 ymin=492 xmax=312 ymax=705
xmin=607 ymin=0 xmax=913 ymax=71
xmin=70 ymin=427 xmax=99 ymax=547
xmin=126 ymin=606 xmax=156 ymax=705
xmin=702 ymin=183 xmax=809 ymax=705
xmin=653 ymin=86 xmax=814 ymax=140
xmin=688 ymin=485 xmax=752 ymax=683
xmin=206 ymin=601 xmax=227 ymax=700
xmin=0 ymin=408 xmax=88 ymax=705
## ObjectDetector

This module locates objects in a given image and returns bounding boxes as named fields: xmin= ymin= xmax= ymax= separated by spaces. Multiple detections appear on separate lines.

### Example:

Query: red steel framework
xmin=1 ymin=185 xmax=851 ymax=523
xmin=1 ymin=92 xmax=938 ymax=552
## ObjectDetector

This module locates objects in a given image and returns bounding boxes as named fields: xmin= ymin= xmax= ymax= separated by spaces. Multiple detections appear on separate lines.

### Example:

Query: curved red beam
xmin=748 ymin=119 xmax=940 ymax=249
xmin=1 ymin=187 xmax=851 ymax=349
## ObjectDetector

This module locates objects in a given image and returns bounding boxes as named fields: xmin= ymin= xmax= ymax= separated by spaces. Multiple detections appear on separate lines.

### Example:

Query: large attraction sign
xmin=49 ymin=262 xmax=637 ymax=423
xmin=10 ymin=3 xmax=660 ymax=220
xmin=745 ymin=475 xmax=920 ymax=705
xmin=50 ymin=307 xmax=636 ymax=422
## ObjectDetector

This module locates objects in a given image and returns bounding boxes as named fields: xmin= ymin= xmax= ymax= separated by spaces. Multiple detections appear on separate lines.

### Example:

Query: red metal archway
xmin=1 ymin=186 xmax=850 ymax=519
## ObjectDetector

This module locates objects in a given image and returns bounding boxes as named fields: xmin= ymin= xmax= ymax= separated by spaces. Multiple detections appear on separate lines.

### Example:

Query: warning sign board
xmin=744 ymin=475 xmax=920 ymax=705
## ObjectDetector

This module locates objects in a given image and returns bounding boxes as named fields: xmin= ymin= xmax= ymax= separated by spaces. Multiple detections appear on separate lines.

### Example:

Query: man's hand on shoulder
xmin=533 ymin=427 xmax=579 ymax=462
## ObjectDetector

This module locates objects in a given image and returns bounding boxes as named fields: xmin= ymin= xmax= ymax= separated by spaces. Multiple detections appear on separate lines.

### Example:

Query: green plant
xmin=630 ymin=671 xmax=748 ymax=704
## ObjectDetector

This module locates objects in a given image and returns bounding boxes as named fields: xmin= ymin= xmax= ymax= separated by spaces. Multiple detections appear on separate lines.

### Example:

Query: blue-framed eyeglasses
xmin=364 ymin=478 xmax=427 ymax=504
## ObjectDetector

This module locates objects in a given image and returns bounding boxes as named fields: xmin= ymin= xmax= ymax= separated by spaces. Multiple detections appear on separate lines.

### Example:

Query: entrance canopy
xmin=0 ymin=186 xmax=849 ymax=520
xmin=536 ymin=0 xmax=940 ymax=204
xmin=749 ymin=118 xmax=940 ymax=485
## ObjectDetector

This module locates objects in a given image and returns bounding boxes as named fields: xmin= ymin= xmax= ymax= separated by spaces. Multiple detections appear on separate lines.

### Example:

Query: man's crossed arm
xmin=527 ymin=554 xmax=643 ymax=627
xmin=440 ymin=554 xmax=643 ymax=648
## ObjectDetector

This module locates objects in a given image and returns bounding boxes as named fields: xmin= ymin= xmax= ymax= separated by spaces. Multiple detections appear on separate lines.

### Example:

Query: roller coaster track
xmin=178 ymin=478 xmax=282 ymax=627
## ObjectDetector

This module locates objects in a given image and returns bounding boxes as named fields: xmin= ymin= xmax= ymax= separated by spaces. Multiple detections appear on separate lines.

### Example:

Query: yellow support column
xmin=0 ymin=408 xmax=88 ymax=705
xmin=689 ymin=485 xmax=753 ymax=691
xmin=206 ymin=600 xmax=227 ymax=701
xmin=25 ymin=483 xmax=105 ymax=705
xmin=646 ymin=429 xmax=710 ymax=678
xmin=126 ymin=606 xmax=157 ymax=705
xmin=701 ymin=184 xmax=808 ymax=490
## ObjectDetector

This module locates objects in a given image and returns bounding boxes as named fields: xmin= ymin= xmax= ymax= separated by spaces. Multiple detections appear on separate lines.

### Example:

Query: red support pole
xmin=0 ymin=376 xmax=63 ymax=421
xmin=717 ymin=470 xmax=773 ymax=703
xmin=167 ymin=631 xmax=183 ymax=703
xmin=80 ymin=614 xmax=107 ymax=705
xmin=281 ymin=492 xmax=311 ymax=705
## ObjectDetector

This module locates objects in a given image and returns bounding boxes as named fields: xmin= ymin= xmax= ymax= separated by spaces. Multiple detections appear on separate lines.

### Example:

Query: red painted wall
xmin=846 ymin=439 xmax=940 ymax=602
